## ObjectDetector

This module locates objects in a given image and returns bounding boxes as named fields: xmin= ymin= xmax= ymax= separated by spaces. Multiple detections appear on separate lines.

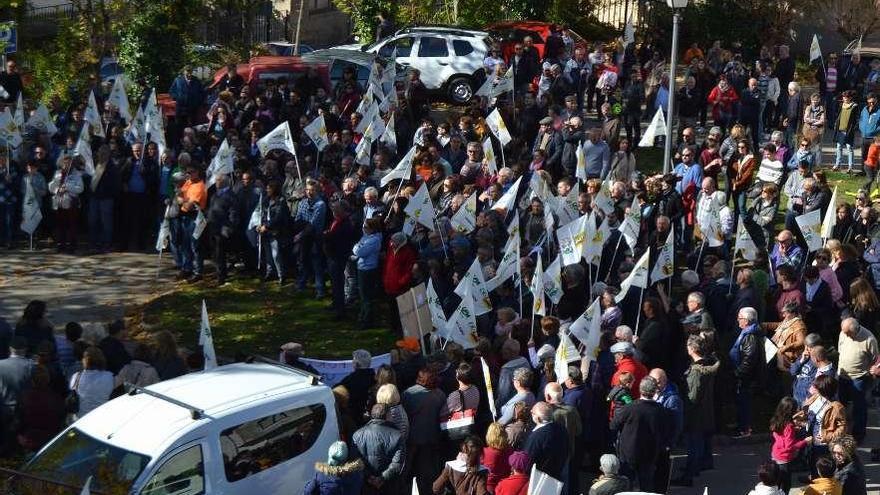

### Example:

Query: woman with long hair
xmin=432 ymin=435 xmax=488 ymax=495
xmin=769 ymin=397 xmax=809 ymax=493
xmin=152 ymin=330 xmax=187 ymax=381
xmin=848 ymin=277 xmax=880 ymax=333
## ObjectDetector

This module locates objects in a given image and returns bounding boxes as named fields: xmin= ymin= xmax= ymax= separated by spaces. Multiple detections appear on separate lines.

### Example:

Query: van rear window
xmin=220 ymin=403 xmax=327 ymax=482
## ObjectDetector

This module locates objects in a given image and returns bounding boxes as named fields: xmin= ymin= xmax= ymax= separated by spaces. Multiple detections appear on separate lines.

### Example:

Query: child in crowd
xmin=769 ymin=397 xmax=810 ymax=493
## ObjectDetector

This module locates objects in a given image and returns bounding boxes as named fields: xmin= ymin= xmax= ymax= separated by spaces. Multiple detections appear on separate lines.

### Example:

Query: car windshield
xmin=20 ymin=428 xmax=150 ymax=494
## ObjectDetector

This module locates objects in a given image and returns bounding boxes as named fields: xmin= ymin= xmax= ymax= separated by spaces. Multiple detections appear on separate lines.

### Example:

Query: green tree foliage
xmin=117 ymin=0 xmax=203 ymax=90
xmin=21 ymin=17 xmax=98 ymax=105
xmin=330 ymin=0 xmax=396 ymax=43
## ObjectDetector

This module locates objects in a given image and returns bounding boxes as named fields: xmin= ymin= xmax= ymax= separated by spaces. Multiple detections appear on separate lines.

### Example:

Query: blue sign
xmin=0 ymin=22 xmax=17 ymax=54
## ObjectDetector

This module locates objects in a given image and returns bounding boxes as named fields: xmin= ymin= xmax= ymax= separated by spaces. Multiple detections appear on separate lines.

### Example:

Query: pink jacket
xmin=771 ymin=423 xmax=809 ymax=463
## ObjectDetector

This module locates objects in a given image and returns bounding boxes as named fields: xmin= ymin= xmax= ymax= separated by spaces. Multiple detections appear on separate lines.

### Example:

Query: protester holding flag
xmin=48 ymin=155 xmax=84 ymax=253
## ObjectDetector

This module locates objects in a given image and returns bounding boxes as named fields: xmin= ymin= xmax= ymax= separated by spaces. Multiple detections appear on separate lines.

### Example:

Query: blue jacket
xmin=859 ymin=106 xmax=880 ymax=138
xmin=673 ymin=162 xmax=703 ymax=196
xmin=656 ymin=383 xmax=684 ymax=445
xmin=301 ymin=459 xmax=365 ymax=495
xmin=168 ymin=75 xmax=204 ymax=112
xmin=789 ymin=356 xmax=817 ymax=406
xmin=352 ymin=232 xmax=381 ymax=270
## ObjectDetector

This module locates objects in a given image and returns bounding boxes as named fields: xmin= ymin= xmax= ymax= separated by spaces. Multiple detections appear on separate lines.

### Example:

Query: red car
xmin=486 ymin=21 xmax=586 ymax=62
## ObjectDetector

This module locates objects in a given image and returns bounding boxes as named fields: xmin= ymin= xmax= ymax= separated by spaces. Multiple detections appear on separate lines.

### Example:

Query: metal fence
xmin=194 ymin=12 xmax=290 ymax=46
xmin=593 ymin=0 xmax=643 ymax=29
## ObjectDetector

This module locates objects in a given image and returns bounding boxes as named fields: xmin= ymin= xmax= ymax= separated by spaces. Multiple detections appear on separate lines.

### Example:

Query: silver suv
xmin=340 ymin=26 xmax=491 ymax=104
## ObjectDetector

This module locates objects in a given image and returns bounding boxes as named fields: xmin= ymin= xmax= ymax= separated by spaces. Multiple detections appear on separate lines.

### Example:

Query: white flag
xmin=454 ymin=259 xmax=493 ymax=316
xmin=355 ymin=121 xmax=375 ymax=166
xmin=594 ymin=179 xmax=616 ymax=215
xmin=445 ymin=295 xmax=478 ymax=349
xmin=403 ymin=182 xmax=436 ymax=230
xmin=476 ymin=66 xmax=514 ymax=98
xmin=821 ymin=186 xmax=837 ymax=239
xmin=144 ymin=89 xmax=166 ymax=157
xmin=193 ymin=209 xmax=207 ymax=240
xmin=199 ymin=300 xmax=217 ymax=370
xmin=492 ymin=176 xmax=522 ymax=212
xmin=303 ymin=114 xmax=329 ymax=151
xmin=486 ymin=229 xmax=520 ymax=291
xmin=80 ymin=476 xmax=92 ymax=495
xmin=554 ymin=329 xmax=579 ymax=383
xmin=427 ymin=278 xmax=448 ymax=331
xmin=0 ymin=107 xmax=21 ymax=148
xmin=380 ymin=145 xmax=416 ymax=187
xmin=411 ymin=477 xmax=420 ymax=495
xmin=585 ymin=214 xmax=611 ymax=266
xmin=569 ymin=297 xmax=602 ymax=360
xmin=156 ymin=218 xmax=171 ymax=252
xmin=26 ymin=103 xmax=58 ymax=136
xmin=84 ymin=91 xmax=105 ymax=138
xmin=810 ymin=34 xmax=822 ymax=63
xmin=575 ymin=140 xmax=587 ymax=180
xmin=796 ymin=209 xmax=823 ymax=252
xmin=108 ymin=77 xmax=132 ymax=123
xmin=619 ymin=197 xmax=641 ymax=249
xmin=450 ymin=193 xmax=477 ymax=234
xmin=528 ymin=465 xmax=563 ymax=495
xmin=380 ymin=112 xmax=397 ymax=150
xmin=74 ymin=124 xmax=95 ymax=176
xmin=555 ymin=183 xmax=579 ymax=226
xmin=248 ymin=193 xmax=263 ymax=231
xmin=485 ymin=108 xmax=512 ymax=146
xmin=543 ymin=254 xmax=563 ymax=304
xmin=615 ymin=249 xmax=650 ymax=303
xmin=206 ymin=138 xmax=234 ymax=188
xmin=20 ymin=198 xmax=42 ymax=235
xmin=531 ymin=254 xmax=546 ymax=317
xmin=13 ymin=92 xmax=23 ymax=130
xmin=733 ymin=218 xmax=759 ymax=261
xmin=482 ymin=137 xmax=497 ymax=174
xmin=257 ymin=121 xmax=296 ymax=157
xmin=650 ymin=224 xmax=675 ymax=283
xmin=480 ymin=357 xmax=497 ymax=419
xmin=638 ymin=106 xmax=667 ymax=148
xmin=355 ymin=101 xmax=380 ymax=134
xmin=624 ymin=17 xmax=635 ymax=46
xmin=557 ymin=214 xmax=588 ymax=267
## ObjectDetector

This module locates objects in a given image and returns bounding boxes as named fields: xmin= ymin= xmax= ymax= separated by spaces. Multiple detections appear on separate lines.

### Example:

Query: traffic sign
xmin=0 ymin=21 xmax=17 ymax=54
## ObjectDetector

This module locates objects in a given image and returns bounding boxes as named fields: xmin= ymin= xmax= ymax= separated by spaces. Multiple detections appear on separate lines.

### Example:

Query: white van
xmin=12 ymin=361 xmax=340 ymax=494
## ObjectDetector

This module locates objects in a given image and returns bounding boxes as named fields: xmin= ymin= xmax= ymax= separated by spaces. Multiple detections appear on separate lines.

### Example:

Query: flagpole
xmin=411 ymin=289 xmax=427 ymax=357
xmin=634 ymin=287 xmax=645 ymax=335
xmin=693 ymin=239 xmax=707 ymax=271
xmin=156 ymin=249 xmax=163 ymax=280
xmin=605 ymin=234 xmax=624 ymax=282
xmin=434 ymin=217 xmax=449 ymax=260
xmin=587 ymin=263 xmax=593 ymax=300
xmin=728 ymin=254 xmax=736 ymax=295
xmin=518 ymin=273 xmax=524 ymax=317
xmin=499 ymin=143 xmax=506 ymax=169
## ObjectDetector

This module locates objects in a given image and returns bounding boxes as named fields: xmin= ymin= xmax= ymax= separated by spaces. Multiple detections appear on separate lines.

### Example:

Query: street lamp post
xmin=663 ymin=0 xmax=688 ymax=174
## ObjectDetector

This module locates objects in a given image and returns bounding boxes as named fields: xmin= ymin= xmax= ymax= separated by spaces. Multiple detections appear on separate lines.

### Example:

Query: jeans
xmin=344 ymin=259 xmax=358 ymax=304
xmin=212 ymin=233 xmax=229 ymax=282
xmin=121 ymin=192 xmax=149 ymax=251
xmin=684 ymin=431 xmax=714 ymax=479
xmin=835 ymin=141 xmax=854 ymax=169
xmin=297 ymin=242 xmax=325 ymax=296
xmin=88 ymin=198 xmax=114 ymax=249
xmin=263 ymin=236 xmax=287 ymax=280
xmin=735 ymin=379 xmax=752 ymax=432
xmin=357 ymin=268 xmax=377 ymax=326
xmin=623 ymin=111 xmax=642 ymax=144
xmin=0 ymin=202 xmax=13 ymax=245
xmin=734 ymin=190 xmax=748 ymax=219
xmin=839 ymin=375 xmax=872 ymax=441
xmin=181 ymin=215 xmax=203 ymax=275
xmin=54 ymin=207 xmax=79 ymax=251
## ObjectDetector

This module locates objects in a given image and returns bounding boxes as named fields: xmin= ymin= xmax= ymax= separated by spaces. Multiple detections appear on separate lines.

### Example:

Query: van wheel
xmin=447 ymin=76 xmax=474 ymax=105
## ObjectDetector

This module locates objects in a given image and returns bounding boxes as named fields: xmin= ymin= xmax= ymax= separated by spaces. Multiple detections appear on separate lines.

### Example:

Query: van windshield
xmin=20 ymin=428 xmax=150 ymax=494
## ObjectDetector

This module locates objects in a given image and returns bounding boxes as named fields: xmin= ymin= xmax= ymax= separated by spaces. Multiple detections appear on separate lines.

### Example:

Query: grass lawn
xmin=137 ymin=278 xmax=397 ymax=359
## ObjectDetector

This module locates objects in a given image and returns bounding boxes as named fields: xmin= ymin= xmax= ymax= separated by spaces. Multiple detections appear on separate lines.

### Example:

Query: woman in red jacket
xmin=707 ymin=78 xmax=739 ymax=132
xmin=482 ymin=423 xmax=513 ymax=493
xmin=494 ymin=451 xmax=530 ymax=495
xmin=382 ymin=232 xmax=419 ymax=333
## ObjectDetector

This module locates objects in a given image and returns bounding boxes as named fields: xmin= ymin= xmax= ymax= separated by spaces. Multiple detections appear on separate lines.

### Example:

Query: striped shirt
xmin=826 ymin=68 xmax=838 ymax=92
xmin=443 ymin=385 xmax=480 ymax=416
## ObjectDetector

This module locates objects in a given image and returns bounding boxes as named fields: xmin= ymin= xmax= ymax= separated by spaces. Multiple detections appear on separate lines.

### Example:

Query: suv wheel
xmin=447 ymin=76 xmax=474 ymax=105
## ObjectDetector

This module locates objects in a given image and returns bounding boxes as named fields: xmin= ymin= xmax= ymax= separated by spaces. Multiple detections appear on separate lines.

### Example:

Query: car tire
xmin=447 ymin=76 xmax=475 ymax=105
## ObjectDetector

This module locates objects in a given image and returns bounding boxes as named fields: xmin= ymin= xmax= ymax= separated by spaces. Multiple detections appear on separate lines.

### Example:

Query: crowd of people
xmin=0 ymin=23 xmax=879 ymax=494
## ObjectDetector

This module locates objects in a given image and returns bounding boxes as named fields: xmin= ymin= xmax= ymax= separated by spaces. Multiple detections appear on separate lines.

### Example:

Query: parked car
xmin=13 ymin=361 xmax=339 ymax=495
xmin=333 ymin=26 xmax=492 ymax=104
xmin=209 ymin=55 xmax=331 ymax=92
xmin=262 ymin=41 xmax=316 ymax=56
xmin=487 ymin=21 xmax=586 ymax=62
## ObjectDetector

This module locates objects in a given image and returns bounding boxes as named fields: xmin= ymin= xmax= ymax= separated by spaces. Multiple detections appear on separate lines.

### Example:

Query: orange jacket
xmin=865 ymin=143 xmax=880 ymax=169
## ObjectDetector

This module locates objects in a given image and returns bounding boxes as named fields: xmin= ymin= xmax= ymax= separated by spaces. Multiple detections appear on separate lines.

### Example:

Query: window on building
xmin=220 ymin=404 xmax=327 ymax=483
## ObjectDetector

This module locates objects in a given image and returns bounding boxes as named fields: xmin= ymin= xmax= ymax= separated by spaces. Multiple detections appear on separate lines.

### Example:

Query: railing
xmin=0 ymin=467 xmax=109 ymax=495
xmin=593 ymin=0 xmax=643 ymax=29
xmin=24 ymin=2 xmax=76 ymax=21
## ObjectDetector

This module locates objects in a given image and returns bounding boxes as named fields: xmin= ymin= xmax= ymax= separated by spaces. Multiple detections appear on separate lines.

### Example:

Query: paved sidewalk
xmin=0 ymin=248 xmax=173 ymax=327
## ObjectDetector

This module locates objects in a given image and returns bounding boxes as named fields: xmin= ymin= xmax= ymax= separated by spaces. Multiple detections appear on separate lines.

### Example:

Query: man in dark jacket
xmin=525 ymin=401 xmax=570 ymax=481
xmin=169 ymin=66 xmax=205 ymax=126
xmin=730 ymin=306 xmax=762 ymax=438
xmin=673 ymin=335 xmax=720 ymax=486
xmin=533 ymin=117 xmax=563 ymax=178
xmin=561 ymin=116 xmax=586 ymax=177
xmin=338 ymin=349 xmax=375 ymax=423
xmin=738 ymin=78 xmax=762 ymax=150
xmin=352 ymin=404 xmax=404 ymax=495
xmin=609 ymin=376 xmax=668 ymax=492
xmin=207 ymin=175 xmax=239 ymax=286
xmin=257 ymin=180 xmax=290 ymax=283
xmin=119 ymin=142 xmax=158 ymax=251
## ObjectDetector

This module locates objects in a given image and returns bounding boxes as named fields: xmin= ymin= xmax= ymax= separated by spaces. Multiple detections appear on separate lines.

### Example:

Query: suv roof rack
xmin=127 ymin=384 xmax=205 ymax=420
xmin=396 ymin=26 xmax=488 ymax=37
xmin=247 ymin=355 xmax=321 ymax=385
